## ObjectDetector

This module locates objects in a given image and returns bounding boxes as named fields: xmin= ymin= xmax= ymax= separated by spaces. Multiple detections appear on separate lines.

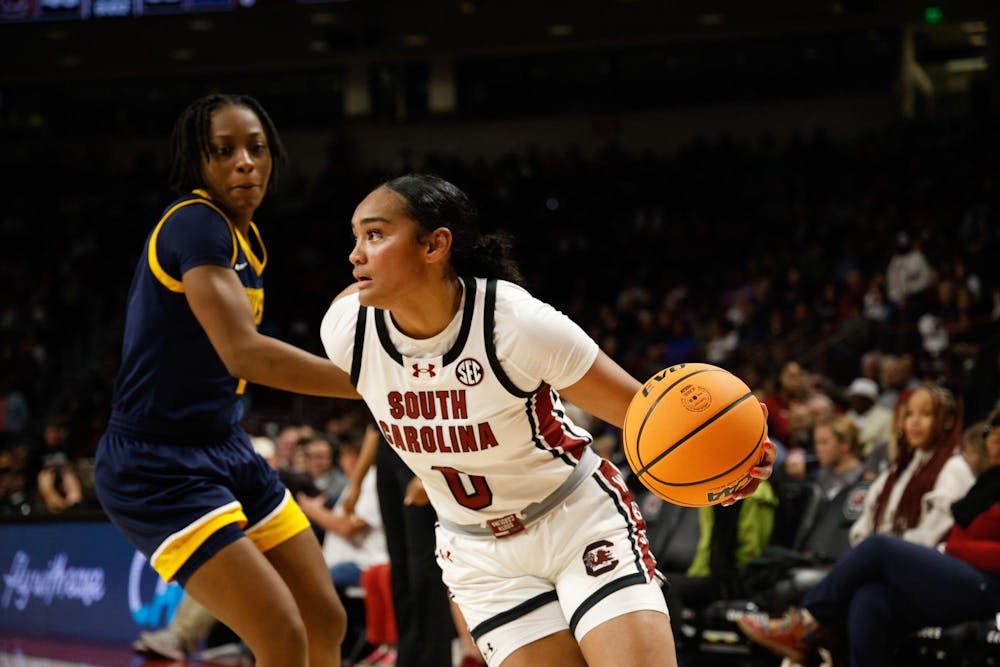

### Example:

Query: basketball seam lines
xmin=635 ymin=391 xmax=755 ymax=477
xmin=647 ymin=424 xmax=764 ymax=487
xmin=632 ymin=367 xmax=722 ymax=469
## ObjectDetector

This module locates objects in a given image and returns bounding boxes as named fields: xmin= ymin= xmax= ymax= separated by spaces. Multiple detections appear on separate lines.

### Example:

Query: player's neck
xmin=389 ymin=277 xmax=462 ymax=340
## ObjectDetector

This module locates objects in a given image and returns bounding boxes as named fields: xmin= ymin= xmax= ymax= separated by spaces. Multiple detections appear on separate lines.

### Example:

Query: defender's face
xmin=349 ymin=186 xmax=430 ymax=309
xmin=200 ymin=104 xmax=271 ymax=224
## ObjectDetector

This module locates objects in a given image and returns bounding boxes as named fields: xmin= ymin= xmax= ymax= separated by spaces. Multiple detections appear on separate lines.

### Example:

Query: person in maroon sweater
xmin=737 ymin=411 xmax=1000 ymax=667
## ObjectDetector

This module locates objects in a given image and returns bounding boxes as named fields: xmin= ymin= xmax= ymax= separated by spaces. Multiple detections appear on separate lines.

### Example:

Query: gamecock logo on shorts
xmin=582 ymin=540 xmax=619 ymax=576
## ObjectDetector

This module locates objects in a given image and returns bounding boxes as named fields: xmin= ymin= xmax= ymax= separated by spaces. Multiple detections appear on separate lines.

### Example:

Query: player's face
xmin=902 ymin=388 xmax=936 ymax=450
xmin=349 ymin=186 xmax=432 ymax=309
xmin=200 ymin=104 xmax=271 ymax=225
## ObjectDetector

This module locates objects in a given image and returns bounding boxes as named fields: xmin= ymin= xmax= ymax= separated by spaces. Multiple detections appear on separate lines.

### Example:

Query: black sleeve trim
xmin=442 ymin=276 xmax=478 ymax=366
xmin=350 ymin=305 xmax=367 ymax=387
xmin=484 ymin=279 xmax=538 ymax=398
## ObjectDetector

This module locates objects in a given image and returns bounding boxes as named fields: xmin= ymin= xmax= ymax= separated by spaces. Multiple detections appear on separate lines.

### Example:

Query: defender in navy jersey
xmin=95 ymin=94 xmax=359 ymax=667
xmin=324 ymin=174 xmax=778 ymax=667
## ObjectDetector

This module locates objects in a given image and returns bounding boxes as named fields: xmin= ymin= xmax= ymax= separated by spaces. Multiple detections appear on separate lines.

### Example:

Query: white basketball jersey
xmin=323 ymin=278 xmax=599 ymax=526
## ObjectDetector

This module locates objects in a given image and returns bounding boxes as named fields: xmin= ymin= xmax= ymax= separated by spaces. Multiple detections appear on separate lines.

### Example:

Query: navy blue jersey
xmin=109 ymin=189 xmax=267 ymax=444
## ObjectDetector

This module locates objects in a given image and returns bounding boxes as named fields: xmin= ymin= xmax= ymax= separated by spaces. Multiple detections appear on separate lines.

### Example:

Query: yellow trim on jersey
xmin=245 ymin=286 xmax=264 ymax=325
xmin=246 ymin=490 xmax=311 ymax=554
xmin=192 ymin=189 xmax=239 ymax=265
xmin=239 ymin=221 xmax=268 ymax=275
xmin=147 ymin=193 xmax=239 ymax=292
xmin=148 ymin=190 xmax=265 ymax=398
xmin=150 ymin=502 xmax=248 ymax=582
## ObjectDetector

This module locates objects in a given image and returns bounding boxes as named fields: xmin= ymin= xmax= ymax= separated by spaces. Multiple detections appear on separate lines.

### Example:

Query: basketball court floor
xmin=0 ymin=635 xmax=230 ymax=667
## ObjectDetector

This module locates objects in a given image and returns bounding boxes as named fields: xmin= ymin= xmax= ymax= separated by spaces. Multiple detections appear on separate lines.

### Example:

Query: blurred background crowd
xmin=3 ymin=118 xmax=999 ymax=520
xmin=1 ymin=0 xmax=998 ymax=526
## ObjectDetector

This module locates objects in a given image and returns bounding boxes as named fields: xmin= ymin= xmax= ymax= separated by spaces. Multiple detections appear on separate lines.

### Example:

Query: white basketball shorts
xmin=434 ymin=458 xmax=668 ymax=667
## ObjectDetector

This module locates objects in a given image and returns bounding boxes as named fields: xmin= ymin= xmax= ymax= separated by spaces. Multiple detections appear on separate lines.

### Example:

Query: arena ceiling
xmin=0 ymin=0 xmax=994 ymax=82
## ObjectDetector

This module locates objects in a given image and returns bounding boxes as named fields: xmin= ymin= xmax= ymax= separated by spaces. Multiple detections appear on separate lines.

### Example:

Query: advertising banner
xmin=0 ymin=521 xmax=181 ymax=642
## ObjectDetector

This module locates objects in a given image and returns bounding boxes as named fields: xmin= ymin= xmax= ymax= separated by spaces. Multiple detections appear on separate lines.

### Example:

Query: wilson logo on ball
xmin=680 ymin=384 xmax=712 ymax=412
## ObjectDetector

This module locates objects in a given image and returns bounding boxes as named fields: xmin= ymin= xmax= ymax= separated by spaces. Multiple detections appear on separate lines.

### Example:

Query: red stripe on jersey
xmin=596 ymin=459 xmax=657 ymax=580
xmin=532 ymin=384 xmax=589 ymax=461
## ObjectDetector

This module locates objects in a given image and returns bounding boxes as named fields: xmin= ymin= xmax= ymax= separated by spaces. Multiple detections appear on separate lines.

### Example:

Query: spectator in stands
xmin=35 ymin=414 xmax=83 ymax=514
xmin=341 ymin=424 xmax=457 ymax=667
xmin=806 ymin=392 xmax=836 ymax=426
xmin=302 ymin=434 xmax=347 ymax=502
xmin=782 ymin=402 xmax=817 ymax=482
xmin=297 ymin=437 xmax=394 ymax=667
xmin=0 ymin=371 xmax=29 ymax=439
xmin=259 ymin=434 xmax=328 ymax=543
xmin=0 ymin=440 xmax=30 ymax=516
xmin=876 ymin=354 xmax=919 ymax=411
xmin=664 ymin=481 xmax=778 ymax=647
xmin=813 ymin=415 xmax=864 ymax=500
xmin=858 ymin=350 xmax=883 ymax=384
xmin=843 ymin=377 xmax=893 ymax=478
xmin=849 ymin=383 xmax=975 ymax=548
xmin=737 ymin=412 xmax=1000 ymax=667
xmin=886 ymin=232 xmax=934 ymax=318
xmin=763 ymin=361 xmax=808 ymax=444
xmin=703 ymin=317 xmax=738 ymax=365
xmin=298 ymin=439 xmax=387 ymax=596
xmin=274 ymin=423 xmax=308 ymax=471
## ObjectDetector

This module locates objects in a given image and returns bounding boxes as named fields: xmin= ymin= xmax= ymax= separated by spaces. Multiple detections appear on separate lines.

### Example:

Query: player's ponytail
xmin=383 ymin=173 xmax=525 ymax=286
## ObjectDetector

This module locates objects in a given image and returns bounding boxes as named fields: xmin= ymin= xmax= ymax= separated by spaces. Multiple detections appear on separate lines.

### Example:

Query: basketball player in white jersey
xmin=321 ymin=174 xmax=776 ymax=667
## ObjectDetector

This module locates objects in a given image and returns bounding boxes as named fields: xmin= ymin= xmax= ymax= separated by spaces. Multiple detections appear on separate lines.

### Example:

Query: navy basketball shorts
xmin=94 ymin=428 xmax=310 ymax=585
xmin=435 ymin=459 xmax=668 ymax=667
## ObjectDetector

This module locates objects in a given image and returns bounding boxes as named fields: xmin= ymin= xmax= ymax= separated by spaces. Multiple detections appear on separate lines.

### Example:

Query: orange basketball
xmin=622 ymin=362 xmax=766 ymax=507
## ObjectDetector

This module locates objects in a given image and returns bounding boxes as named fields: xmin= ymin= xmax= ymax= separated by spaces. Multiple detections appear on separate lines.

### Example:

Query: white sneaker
xmin=197 ymin=641 xmax=254 ymax=665
xmin=137 ymin=628 xmax=186 ymax=660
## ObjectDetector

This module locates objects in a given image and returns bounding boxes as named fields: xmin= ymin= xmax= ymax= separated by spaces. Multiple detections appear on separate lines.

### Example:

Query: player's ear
xmin=424 ymin=227 xmax=452 ymax=264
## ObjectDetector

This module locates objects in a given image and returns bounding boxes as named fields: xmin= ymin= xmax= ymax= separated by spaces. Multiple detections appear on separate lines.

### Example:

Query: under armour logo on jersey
xmin=455 ymin=358 xmax=484 ymax=386
xmin=412 ymin=363 xmax=436 ymax=378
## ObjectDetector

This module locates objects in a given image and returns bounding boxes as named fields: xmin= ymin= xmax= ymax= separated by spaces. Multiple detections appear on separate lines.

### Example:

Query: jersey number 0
xmin=432 ymin=466 xmax=493 ymax=510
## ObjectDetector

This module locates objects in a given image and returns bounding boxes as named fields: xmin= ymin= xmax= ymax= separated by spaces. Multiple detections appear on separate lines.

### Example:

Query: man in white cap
xmin=844 ymin=377 xmax=894 ymax=476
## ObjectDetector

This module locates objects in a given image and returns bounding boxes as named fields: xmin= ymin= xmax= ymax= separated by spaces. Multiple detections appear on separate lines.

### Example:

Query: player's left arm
xmin=559 ymin=350 xmax=640 ymax=428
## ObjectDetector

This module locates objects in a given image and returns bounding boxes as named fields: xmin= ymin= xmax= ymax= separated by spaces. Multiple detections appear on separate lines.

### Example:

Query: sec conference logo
xmin=128 ymin=551 xmax=182 ymax=628
xmin=455 ymin=358 xmax=484 ymax=386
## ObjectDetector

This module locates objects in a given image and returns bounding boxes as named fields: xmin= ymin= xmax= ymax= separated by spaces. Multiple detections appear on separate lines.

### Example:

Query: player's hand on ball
xmin=722 ymin=401 xmax=775 ymax=506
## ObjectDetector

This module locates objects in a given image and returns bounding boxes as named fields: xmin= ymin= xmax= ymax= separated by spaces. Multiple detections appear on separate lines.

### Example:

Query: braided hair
xmin=383 ymin=174 xmax=525 ymax=286
xmin=168 ymin=93 xmax=286 ymax=195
